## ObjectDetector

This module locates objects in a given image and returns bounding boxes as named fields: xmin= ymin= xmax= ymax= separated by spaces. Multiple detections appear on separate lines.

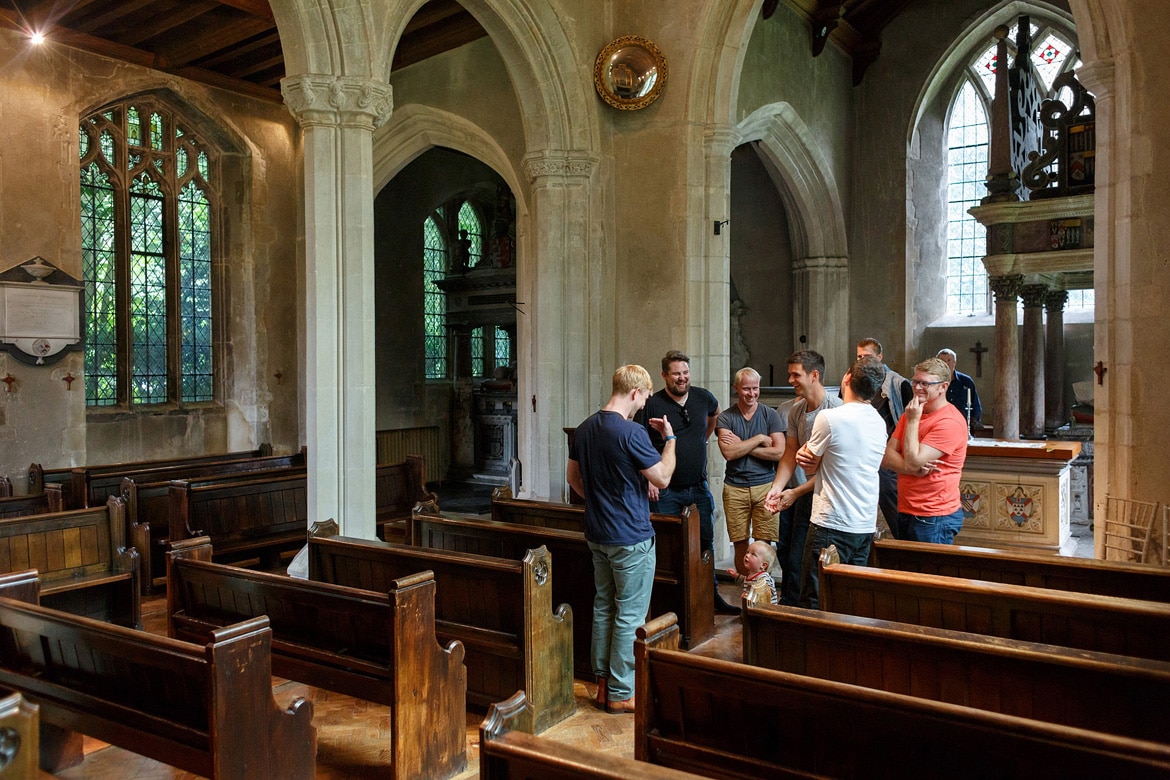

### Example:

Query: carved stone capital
xmin=281 ymin=75 xmax=394 ymax=130
xmin=1020 ymin=283 xmax=1049 ymax=308
xmin=703 ymin=126 xmax=739 ymax=159
xmin=988 ymin=273 xmax=1024 ymax=302
xmin=522 ymin=152 xmax=598 ymax=183
xmin=1044 ymin=289 xmax=1069 ymax=313
xmin=1075 ymin=60 xmax=1114 ymax=100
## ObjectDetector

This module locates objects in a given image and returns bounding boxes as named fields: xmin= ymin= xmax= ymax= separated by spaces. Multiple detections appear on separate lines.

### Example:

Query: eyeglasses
xmin=678 ymin=408 xmax=691 ymax=428
xmin=910 ymin=379 xmax=945 ymax=388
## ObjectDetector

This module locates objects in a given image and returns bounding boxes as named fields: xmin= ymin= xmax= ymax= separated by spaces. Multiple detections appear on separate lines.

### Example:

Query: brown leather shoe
xmin=606 ymin=696 xmax=635 ymax=714
xmin=593 ymin=676 xmax=608 ymax=711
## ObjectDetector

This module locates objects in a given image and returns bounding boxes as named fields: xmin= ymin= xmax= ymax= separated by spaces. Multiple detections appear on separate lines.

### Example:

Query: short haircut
xmin=915 ymin=357 xmax=952 ymax=383
xmin=748 ymin=540 xmax=778 ymax=572
xmin=612 ymin=365 xmax=653 ymax=396
xmin=857 ymin=337 xmax=883 ymax=355
xmin=662 ymin=350 xmax=690 ymax=373
xmin=786 ymin=350 xmax=825 ymax=378
xmin=847 ymin=357 xmax=885 ymax=401
xmin=734 ymin=366 xmax=761 ymax=387
xmin=936 ymin=348 xmax=957 ymax=361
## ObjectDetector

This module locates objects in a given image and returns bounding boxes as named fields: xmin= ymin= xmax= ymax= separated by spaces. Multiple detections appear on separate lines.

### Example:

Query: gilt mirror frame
xmin=593 ymin=35 xmax=668 ymax=111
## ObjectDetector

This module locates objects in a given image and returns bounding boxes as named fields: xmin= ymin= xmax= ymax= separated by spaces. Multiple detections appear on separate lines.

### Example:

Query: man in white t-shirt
xmin=793 ymin=356 xmax=888 ymax=608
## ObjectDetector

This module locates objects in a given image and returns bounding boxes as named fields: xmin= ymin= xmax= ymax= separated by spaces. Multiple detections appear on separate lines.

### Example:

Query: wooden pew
xmin=168 ymin=537 xmax=467 ymax=780
xmin=635 ymin=613 xmax=1170 ymax=779
xmin=167 ymin=467 xmax=309 ymax=567
xmin=410 ymin=505 xmax=712 ymax=680
xmin=0 ymin=485 xmax=63 ymax=519
xmin=376 ymin=455 xmax=439 ymax=542
xmin=872 ymin=537 xmax=1170 ymax=602
xmin=742 ymin=601 xmax=1170 ymax=743
xmin=27 ymin=443 xmax=273 ymax=507
xmin=308 ymin=520 xmax=574 ymax=733
xmin=0 ymin=584 xmax=315 ymax=778
xmin=480 ymin=690 xmax=706 ymax=780
xmin=76 ymin=447 xmax=305 ymax=510
xmin=0 ymin=496 xmax=141 ymax=627
xmin=0 ymin=692 xmax=38 ymax=779
xmin=818 ymin=546 xmax=1170 ymax=662
xmin=488 ymin=494 xmax=712 ymax=645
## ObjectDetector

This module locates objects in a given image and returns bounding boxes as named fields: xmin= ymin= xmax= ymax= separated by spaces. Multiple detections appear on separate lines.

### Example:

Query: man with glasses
xmin=639 ymin=350 xmax=733 ymax=613
xmin=881 ymin=358 xmax=970 ymax=544
xmin=717 ymin=367 xmax=786 ymax=581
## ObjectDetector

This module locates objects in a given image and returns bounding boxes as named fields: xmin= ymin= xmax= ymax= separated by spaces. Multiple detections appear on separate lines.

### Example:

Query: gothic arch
xmin=736 ymin=103 xmax=849 ymax=261
xmin=372 ymin=104 xmax=527 ymax=218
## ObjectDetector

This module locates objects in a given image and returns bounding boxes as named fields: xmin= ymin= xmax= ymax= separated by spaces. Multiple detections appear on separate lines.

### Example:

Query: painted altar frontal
xmin=955 ymin=439 xmax=1082 ymax=555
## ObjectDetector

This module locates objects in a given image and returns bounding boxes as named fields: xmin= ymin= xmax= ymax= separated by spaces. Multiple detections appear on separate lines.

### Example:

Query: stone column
xmin=1020 ymin=283 xmax=1048 ymax=438
xmin=1044 ymin=289 xmax=1069 ymax=430
xmin=989 ymin=274 xmax=1023 ymax=440
xmin=282 ymin=75 xmax=393 ymax=538
xmin=792 ymin=256 xmax=850 ymax=380
xmin=521 ymin=152 xmax=599 ymax=500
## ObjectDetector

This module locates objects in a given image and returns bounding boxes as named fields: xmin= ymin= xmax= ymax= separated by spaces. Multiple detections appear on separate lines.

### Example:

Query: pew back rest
xmin=376 ymin=456 xmax=436 ymax=518
xmin=0 ymin=498 xmax=131 ymax=584
xmin=168 ymin=556 xmax=397 ymax=664
xmin=168 ymin=471 xmax=307 ymax=545
xmin=819 ymin=552 xmax=1170 ymax=661
xmin=0 ymin=487 xmax=62 ymax=519
xmin=872 ymin=538 xmax=1170 ymax=602
xmin=309 ymin=533 xmax=527 ymax=636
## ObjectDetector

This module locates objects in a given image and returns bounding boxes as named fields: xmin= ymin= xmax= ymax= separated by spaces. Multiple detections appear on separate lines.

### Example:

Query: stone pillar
xmin=521 ymin=152 xmax=599 ymax=500
xmin=792 ymin=256 xmax=850 ymax=380
xmin=1020 ymin=283 xmax=1047 ymax=438
xmin=989 ymin=274 xmax=1023 ymax=440
xmin=1044 ymin=289 xmax=1069 ymax=430
xmin=282 ymin=75 xmax=393 ymax=538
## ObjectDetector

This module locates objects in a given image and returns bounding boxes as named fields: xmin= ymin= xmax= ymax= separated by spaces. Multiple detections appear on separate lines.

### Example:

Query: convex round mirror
xmin=594 ymin=35 xmax=668 ymax=110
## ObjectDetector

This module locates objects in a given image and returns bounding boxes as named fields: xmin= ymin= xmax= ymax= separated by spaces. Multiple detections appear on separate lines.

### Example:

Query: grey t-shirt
xmin=786 ymin=392 xmax=843 ymax=486
xmin=716 ymin=403 xmax=785 ymax=487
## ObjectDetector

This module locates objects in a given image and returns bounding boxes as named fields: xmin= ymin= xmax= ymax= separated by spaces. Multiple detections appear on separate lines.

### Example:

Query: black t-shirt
xmin=637 ymin=386 xmax=720 ymax=488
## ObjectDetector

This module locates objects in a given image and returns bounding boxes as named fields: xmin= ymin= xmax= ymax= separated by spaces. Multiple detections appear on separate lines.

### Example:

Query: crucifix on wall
xmin=970 ymin=340 xmax=989 ymax=378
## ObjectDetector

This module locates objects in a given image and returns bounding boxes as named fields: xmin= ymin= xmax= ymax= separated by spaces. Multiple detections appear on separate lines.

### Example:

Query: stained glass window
xmin=948 ymin=17 xmax=1084 ymax=316
xmin=494 ymin=326 xmax=511 ymax=369
xmin=471 ymin=326 xmax=484 ymax=376
xmin=79 ymin=97 xmax=218 ymax=407
xmin=458 ymin=201 xmax=483 ymax=268
xmin=423 ymin=214 xmax=447 ymax=379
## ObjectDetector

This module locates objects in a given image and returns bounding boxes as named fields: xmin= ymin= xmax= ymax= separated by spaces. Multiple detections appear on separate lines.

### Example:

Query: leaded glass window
xmin=79 ymin=98 xmax=219 ymax=407
xmin=945 ymin=17 xmax=1084 ymax=316
xmin=423 ymin=214 xmax=448 ymax=379
xmin=458 ymin=201 xmax=483 ymax=268
xmin=471 ymin=326 xmax=485 ymax=377
xmin=494 ymin=326 xmax=511 ymax=369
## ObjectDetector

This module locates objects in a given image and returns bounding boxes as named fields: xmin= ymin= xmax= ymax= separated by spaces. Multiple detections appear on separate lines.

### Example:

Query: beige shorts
xmin=722 ymin=482 xmax=778 ymax=543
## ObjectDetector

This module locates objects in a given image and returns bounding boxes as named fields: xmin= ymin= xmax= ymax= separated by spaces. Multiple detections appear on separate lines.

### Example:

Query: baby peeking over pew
xmin=726 ymin=540 xmax=779 ymax=607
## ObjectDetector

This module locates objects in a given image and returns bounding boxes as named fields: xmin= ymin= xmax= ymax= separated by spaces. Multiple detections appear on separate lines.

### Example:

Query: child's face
xmin=743 ymin=545 xmax=767 ymax=575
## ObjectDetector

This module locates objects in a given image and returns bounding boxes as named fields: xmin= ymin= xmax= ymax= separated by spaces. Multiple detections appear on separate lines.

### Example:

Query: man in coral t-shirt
xmin=881 ymin=357 xmax=969 ymax=544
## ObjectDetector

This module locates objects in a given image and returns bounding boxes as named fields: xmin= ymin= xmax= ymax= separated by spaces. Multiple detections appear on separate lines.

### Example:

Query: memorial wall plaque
xmin=0 ymin=265 xmax=83 ymax=365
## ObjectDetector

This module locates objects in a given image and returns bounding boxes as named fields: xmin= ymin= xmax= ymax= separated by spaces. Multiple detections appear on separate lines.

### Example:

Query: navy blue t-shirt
xmin=570 ymin=410 xmax=660 ymax=546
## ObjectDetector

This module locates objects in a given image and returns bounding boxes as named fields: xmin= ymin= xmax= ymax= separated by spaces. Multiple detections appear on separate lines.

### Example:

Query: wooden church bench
xmin=0 ymin=485 xmax=63 ymax=519
xmin=308 ymin=520 xmax=573 ymax=733
xmin=75 ymin=446 xmax=305 ymax=510
xmin=871 ymin=537 xmax=1170 ymax=602
xmin=167 ymin=537 xmax=466 ymax=780
xmin=28 ymin=443 xmax=273 ymax=508
xmin=480 ymin=690 xmax=707 ymax=780
xmin=742 ymin=601 xmax=1170 ymax=743
xmin=166 ymin=467 xmax=309 ymax=567
xmin=0 ymin=586 xmax=315 ymax=778
xmin=487 ymin=493 xmax=713 ymax=647
xmin=818 ymin=545 xmax=1170 ymax=662
xmin=0 ymin=496 xmax=140 ymax=628
xmin=375 ymin=455 xmax=439 ymax=542
xmin=635 ymin=613 xmax=1170 ymax=779
xmin=409 ymin=506 xmax=710 ymax=681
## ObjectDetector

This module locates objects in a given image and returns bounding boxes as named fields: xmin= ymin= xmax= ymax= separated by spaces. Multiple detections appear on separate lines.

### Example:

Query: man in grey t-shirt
xmin=716 ymin=367 xmax=785 ymax=577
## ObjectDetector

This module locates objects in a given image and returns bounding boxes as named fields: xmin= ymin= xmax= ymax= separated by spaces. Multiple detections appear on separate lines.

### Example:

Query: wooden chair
xmin=1103 ymin=496 xmax=1159 ymax=564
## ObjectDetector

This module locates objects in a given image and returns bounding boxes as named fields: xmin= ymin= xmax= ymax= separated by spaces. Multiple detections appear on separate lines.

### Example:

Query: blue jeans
xmin=775 ymin=493 xmax=812 ymax=606
xmin=652 ymin=481 xmax=714 ymax=554
xmin=798 ymin=523 xmax=873 ymax=609
xmin=588 ymin=537 xmax=656 ymax=701
xmin=902 ymin=508 xmax=965 ymax=545
xmin=878 ymin=468 xmax=908 ymax=539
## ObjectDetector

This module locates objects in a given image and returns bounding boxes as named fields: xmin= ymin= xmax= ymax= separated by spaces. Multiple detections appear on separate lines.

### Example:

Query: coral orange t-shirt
xmin=892 ymin=404 xmax=968 ymax=516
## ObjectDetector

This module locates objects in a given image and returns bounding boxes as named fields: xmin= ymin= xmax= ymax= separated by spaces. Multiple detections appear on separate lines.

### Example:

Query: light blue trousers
xmin=588 ymin=537 xmax=656 ymax=701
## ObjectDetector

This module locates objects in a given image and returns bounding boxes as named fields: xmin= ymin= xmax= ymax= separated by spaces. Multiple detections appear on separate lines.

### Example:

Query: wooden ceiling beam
xmin=0 ymin=8 xmax=157 ymax=68
xmin=209 ymin=0 xmax=274 ymax=21
xmin=71 ymin=0 xmax=157 ymax=35
xmin=19 ymin=0 xmax=105 ymax=28
xmin=156 ymin=17 xmax=275 ymax=67
xmin=120 ymin=2 xmax=220 ymax=47
xmin=197 ymin=30 xmax=280 ymax=69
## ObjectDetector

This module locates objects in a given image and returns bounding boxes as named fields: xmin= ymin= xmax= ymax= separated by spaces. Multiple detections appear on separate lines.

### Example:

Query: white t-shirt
xmin=805 ymin=401 xmax=887 ymax=534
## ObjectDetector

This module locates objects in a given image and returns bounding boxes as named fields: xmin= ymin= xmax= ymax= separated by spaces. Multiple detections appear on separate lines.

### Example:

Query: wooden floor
xmin=39 ymin=582 xmax=745 ymax=779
